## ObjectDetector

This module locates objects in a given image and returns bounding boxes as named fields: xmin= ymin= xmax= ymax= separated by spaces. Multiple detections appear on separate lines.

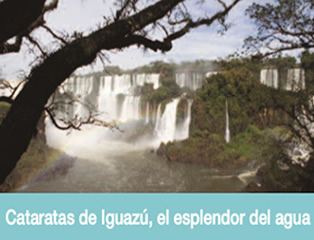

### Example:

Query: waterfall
xmin=184 ymin=99 xmax=193 ymax=138
xmin=225 ymin=100 xmax=231 ymax=143
xmin=286 ymin=68 xmax=306 ymax=91
xmin=119 ymin=96 xmax=141 ymax=122
xmin=58 ymin=72 xmax=194 ymax=147
xmin=62 ymin=77 xmax=94 ymax=96
xmin=61 ymin=73 xmax=161 ymax=123
xmin=145 ymin=102 xmax=150 ymax=124
xmin=260 ymin=68 xmax=306 ymax=91
xmin=97 ymin=73 xmax=161 ymax=122
xmin=175 ymin=72 xmax=204 ymax=90
xmin=175 ymin=71 xmax=218 ymax=90
xmin=154 ymin=98 xmax=180 ymax=143
xmin=260 ymin=69 xmax=278 ymax=89
xmin=154 ymin=104 xmax=162 ymax=133
xmin=133 ymin=73 xmax=160 ymax=89
xmin=153 ymin=98 xmax=193 ymax=143
xmin=175 ymin=99 xmax=193 ymax=140
xmin=112 ymin=75 xmax=132 ymax=94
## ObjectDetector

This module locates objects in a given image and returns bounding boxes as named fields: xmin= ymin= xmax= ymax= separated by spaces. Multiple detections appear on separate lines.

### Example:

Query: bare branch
xmin=261 ymin=44 xmax=314 ymax=58
xmin=106 ymin=0 xmax=240 ymax=53
xmin=42 ymin=24 xmax=68 ymax=45
xmin=102 ymin=34 xmax=172 ymax=52
xmin=26 ymin=35 xmax=47 ymax=57
xmin=115 ymin=0 xmax=133 ymax=20
xmin=45 ymin=98 xmax=120 ymax=132
xmin=165 ymin=0 xmax=240 ymax=42
xmin=217 ymin=0 xmax=227 ymax=9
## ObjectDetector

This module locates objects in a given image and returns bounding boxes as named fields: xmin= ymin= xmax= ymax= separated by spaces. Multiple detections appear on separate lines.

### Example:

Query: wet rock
xmin=156 ymin=142 xmax=168 ymax=159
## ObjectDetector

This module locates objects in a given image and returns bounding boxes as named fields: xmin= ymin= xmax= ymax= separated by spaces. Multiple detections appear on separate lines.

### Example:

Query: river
xmin=20 ymin=124 xmax=255 ymax=192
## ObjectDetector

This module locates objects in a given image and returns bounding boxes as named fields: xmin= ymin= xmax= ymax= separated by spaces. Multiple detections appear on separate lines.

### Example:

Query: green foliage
xmin=301 ymin=51 xmax=314 ymax=94
xmin=131 ymin=61 xmax=176 ymax=75
xmin=166 ymin=134 xmax=235 ymax=168
xmin=249 ymin=134 xmax=314 ymax=192
xmin=0 ymin=102 xmax=62 ymax=192
xmin=144 ymin=86 xmax=175 ymax=105
xmin=0 ymin=136 xmax=62 ymax=192
xmin=190 ymin=58 xmax=262 ymax=138
xmin=165 ymin=57 xmax=307 ymax=172
xmin=131 ymin=61 xmax=182 ymax=106
xmin=244 ymin=0 xmax=313 ymax=56
xmin=176 ymin=98 xmax=189 ymax=125
xmin=224 ymin=125 xmax=266 ymax=162
xmin=0 ymin=102 xmax=10 ymax=124
xmin=166 ymin=124 xmax=275 ymax=169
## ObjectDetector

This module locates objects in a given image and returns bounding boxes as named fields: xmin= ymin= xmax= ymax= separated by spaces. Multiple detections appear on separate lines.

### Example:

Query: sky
xmin=0 ymin=0 xmax=260 ymax=79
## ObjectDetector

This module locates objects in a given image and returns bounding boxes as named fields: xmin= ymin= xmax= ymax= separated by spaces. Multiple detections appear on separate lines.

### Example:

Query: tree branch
xmin=42 ymin=24 xmax=68 ymax=45
xmin=103 ymin=34 xmax=172 ymax=52
xmin=26 ymin=35 xmax=47 ymax=57
xmin=165 ymin=0 xmax=240 ymax=42
xmin=107 ymin=0 xmax=241 ymax=53
xmin=244 ymin=0 xmax=314 ymax=57
xmin=0 ymin=79 xmax=27 ymax=104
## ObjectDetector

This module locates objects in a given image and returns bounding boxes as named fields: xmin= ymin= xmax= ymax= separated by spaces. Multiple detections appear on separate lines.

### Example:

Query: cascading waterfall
xmin=260 ymin=68 xmax=306 ymax=91
xmin=61 ymin=76 xmax=94 ymax=96
xmin=175 ymin=72 xmax=204 ymax=90
xmin=175 ymin=71 xmax=218 ymax=90
xmin=97 ymin=73 xmax=160 ymax=122
xmin=133 ymin=73 xmax=160 ymax=89
xmin=175 ymin=99 xmax=193 ymax=140
xmin=145 ymin=102 xmax=150 ymax=124
xmin=286 ymin=68 xmax=306 ymax=91
xmin=55 ymin=72 xmax=194 ymax=147
xmin=119 ymin=96 xmax=141 ymax=122
xmin=225 ymin=100 xmax=231 ymax=143
xmin=260 ymin=69 xmax=279 ymax=89
xmin=154 ymin=104 xmax=162 ymax=133
xmin=154 ymin=98 xmax=180 ymax=143
xmin=259 ymin=68 xmax=311 ymax=163
xmin=153 ymin=97 xmax=193 ymax=144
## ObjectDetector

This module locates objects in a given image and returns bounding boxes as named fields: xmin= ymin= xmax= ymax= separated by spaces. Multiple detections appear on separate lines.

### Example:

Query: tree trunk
xmin=0 ymin=0 xmax=45 ymax=43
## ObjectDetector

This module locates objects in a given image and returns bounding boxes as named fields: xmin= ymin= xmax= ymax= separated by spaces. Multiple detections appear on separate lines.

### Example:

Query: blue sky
xmin=0 ymin=0 xmax=259 ymax=79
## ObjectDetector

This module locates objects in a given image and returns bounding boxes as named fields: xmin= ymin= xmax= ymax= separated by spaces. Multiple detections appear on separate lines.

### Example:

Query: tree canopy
xmin=244 ymin=0 xmax=314 ymax=57
xmin=241 ymin=0 xmax=314 ymax=191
